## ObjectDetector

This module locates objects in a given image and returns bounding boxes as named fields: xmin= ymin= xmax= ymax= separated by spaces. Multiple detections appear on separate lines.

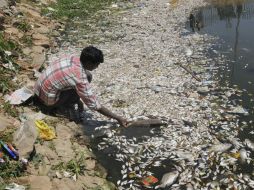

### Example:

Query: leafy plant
xmin=51 ymin=152 xmax=87 ymax=177
xmin=0 ymin=155 xmax=24 ymax=179
xmin=42 ymin=0 xmax=115 ymax=20
xmin=2 ymin=102 xmax=19 ymax=118
xmin=20 ymin=35 xmax=33 ymax=46
xmin=15 ymin=21 xmax=31 ymax=32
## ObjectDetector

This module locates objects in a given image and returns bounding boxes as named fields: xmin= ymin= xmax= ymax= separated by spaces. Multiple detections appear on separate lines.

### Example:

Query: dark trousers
xmin=34 ymin=89 xmax=83 ymax=114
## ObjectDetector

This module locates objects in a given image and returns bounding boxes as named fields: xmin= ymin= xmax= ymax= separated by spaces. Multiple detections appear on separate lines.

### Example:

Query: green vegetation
xmin=0 ymin=156 xmax=24 ymax=179
xmin=20 ymin=35 xmax=33 ymax=46
xmin=51 ymin=152 xmax=87 ymax=177
xmin=15 ymin=21 xmax=31 ymax=32
xmin=2 ymin=102 xmax=19 ymax=118
xmin=0 ymin=32 xmax=19 ymax=94
xmin=0 ymin=125 xmax=16 ymax=143
xmin=42 ymin=0 xmax=115 ymax=20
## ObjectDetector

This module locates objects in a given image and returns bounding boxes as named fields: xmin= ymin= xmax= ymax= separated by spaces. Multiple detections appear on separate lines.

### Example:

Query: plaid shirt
xmin=34 ymin=53 xmax=101 ymax=111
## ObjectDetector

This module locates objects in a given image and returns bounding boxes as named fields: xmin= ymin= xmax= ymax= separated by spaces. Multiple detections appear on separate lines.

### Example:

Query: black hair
xmin=80 ymin=46 xmax=104 ymax=65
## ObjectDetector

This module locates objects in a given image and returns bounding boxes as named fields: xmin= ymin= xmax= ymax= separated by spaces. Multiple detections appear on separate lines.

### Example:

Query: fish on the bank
xmin=208 ymin=143 xmax=232 ymax=153
xmin=156 ymin=171 xmax=179 ymax=189
xmin=175 ymin=150 xmax=194 ymax=162
xmin=244 ymin=139 xmax=254 ymax=151
xmin=239 ymin=149 xmax=248 ymax=163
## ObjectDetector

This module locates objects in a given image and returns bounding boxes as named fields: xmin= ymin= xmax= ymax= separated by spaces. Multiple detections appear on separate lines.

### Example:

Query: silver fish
xmin=158 ymin=171 xmax=179 ymax=188
xmin=244 ymin=139 xmax=254 ymax=151
xmin=208 ymin=143 xmax=232 ymax=153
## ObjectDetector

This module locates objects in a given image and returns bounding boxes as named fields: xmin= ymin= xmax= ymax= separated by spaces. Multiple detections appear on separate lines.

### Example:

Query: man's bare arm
xmin=97 ymin=105 xmax=128 ymax=127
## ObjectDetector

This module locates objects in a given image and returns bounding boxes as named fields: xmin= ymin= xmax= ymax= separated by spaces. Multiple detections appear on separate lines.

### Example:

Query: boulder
xmin=0 ymin=114 xmax=12 ymax=132
xmin=0 ymin=0 xmax=8 ymax=8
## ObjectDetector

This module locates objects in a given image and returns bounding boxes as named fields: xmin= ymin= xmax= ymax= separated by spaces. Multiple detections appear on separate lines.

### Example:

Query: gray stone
xmin=55 ymin=123 xmax=73 ymax=139
xmin=53 ymin=138 xmax=75 ymax=162
xmin=0 ymin=0 xmax=8 ymax=8
xmin=29 ymin=176 xmax=52 ymax=190
xmin=0 ymin=114 xmax=12 ymax=132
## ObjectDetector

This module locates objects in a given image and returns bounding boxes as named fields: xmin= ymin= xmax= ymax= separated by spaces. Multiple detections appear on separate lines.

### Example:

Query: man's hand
xmin=97 ymin=106 xmax=129 ymax=128
xmin=116 ymin=117 xmax=128 ymax=128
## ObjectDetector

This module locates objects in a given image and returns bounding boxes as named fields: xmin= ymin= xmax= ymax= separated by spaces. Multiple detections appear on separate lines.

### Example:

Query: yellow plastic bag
xmin=35 ymin=120 xmax=56 ymax=140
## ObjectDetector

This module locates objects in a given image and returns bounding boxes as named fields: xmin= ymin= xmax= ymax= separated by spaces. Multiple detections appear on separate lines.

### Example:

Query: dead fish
xmin=175 ymin=150 xmax=194 ymax=162
xmin=244 ymin=139 xmax=254 ymax=151
xmin=239 ymin=149 xmax=248 ymax=163
xmin=157 ymin=171 xmax=179 ymax=188
xmin=208 ymin=143 xmax=232 ymax=153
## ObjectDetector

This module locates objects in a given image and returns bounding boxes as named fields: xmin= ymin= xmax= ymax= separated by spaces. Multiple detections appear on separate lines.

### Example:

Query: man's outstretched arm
xmin=97 ymin=105 xmax=128 ymax=127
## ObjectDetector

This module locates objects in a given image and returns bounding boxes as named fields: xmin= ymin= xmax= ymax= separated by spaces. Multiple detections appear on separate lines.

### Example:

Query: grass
xmin=20 ymin=35 xmax=33 ymax=47
xmin=0 ymin=155 xmax=24 ymax=179
xmin=42 ymin=0 xmax=115 ymax=20
xmin=51 ymin=152 xmax=87 ymax=177
xmin=0 ymin=32 xmax=19 ymax=94
xmin=15 ymin=21 xmax=31 ymax=32
xmin=0 ymin=125 xmax=16 ymax=143
xmin=2 ymin=102 xmax=19 ymax=118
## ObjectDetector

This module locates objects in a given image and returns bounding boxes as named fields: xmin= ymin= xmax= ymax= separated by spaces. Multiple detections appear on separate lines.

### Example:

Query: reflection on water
xmin=188 ymin=0 xmax=254 ymax=140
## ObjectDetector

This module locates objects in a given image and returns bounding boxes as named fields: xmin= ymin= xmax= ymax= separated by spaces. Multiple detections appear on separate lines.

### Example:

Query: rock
xmin=35 ymin=143 xmax=58 ymax=163
xmin=0 ymin=0 xmax=8 ymax=8
xmin=31 ymin=52 xmax=45 ymax=70
xmin=36 ymin=25 xmax=50 ymax=34
xmin=52 ymin=178 xmax=82 ymax=190
xmin=32 ymin=46 xmax=45 ymax=53
xmin=0 ymin=114 xmax=12 ymax=132
xmin=13 ymin=120 xmax=38 ymax=158
xmin=22 ymin=47 xmax=32 ymax=55
xmin=4 ymin=26 xmax=24 ymax=38
xmin=53 ymin=138 xmax=75 ymax=162
xmin=38 ymin=164 xmax=51 ymax=176
xmin=19 ymin=5 xmax=41 ymax=19
xmin=32 ymin=33 xmax=50 ymax=48
xmin=94 ymin=163 xmax=108 ymax=178
xmin=84 ymin=158 xmax=96 ymax=171
xmin=18 ymin=176 xmax=52 ymax=190
xmin=32 ymin=33 xmax=49 ymax=41
xmin=33 ymin=39 xmax=50 ymax=48
xmin=55 ymin=123 xmax=73 ymax=139
xmin=29 ymin=176 xmax=52 ymax=190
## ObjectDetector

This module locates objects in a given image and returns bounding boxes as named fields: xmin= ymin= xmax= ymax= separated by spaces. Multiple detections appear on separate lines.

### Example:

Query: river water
xmin=188 ymin=0 xmax=254 ymax=142
xmin=67 ymin=0 xmax=254 ymax=189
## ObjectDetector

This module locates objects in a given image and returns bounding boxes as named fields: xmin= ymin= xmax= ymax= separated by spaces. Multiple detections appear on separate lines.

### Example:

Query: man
xmin=34 ymin=46 xmax=128 ymax=127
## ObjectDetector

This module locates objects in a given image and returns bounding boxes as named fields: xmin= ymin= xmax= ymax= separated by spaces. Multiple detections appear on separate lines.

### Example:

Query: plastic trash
xmin=5 ymin=87 xmax=34 ymax=105
xmin=0 ymin=141 xmax=19 ymax=160
xmin=4 ymin=183 xmax=26 ymax=190
xmin=35 ymin=120 xmax=56 ymax=140
xmin=141 ymin=175 xmax=159 ymax=187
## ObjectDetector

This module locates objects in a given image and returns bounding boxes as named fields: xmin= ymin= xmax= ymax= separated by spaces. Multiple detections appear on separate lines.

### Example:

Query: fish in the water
xmin=208 ymin=143 xmax=232 ymax=153
xmin=244 ymin=139 xmax=254 ymax=151
xmin=157 ymin=171 xmax=179 ymax=188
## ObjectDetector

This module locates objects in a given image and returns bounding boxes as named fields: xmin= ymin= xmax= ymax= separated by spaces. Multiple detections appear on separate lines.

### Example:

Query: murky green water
xmin=77 ymin=0 xmax=254 ymax=188
xmin=188 ymin=0 xmax=254 ymax=142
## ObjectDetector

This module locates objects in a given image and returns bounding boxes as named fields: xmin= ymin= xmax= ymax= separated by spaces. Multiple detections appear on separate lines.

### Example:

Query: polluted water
xmin=45 ymin=0 xmax=254 ymax=189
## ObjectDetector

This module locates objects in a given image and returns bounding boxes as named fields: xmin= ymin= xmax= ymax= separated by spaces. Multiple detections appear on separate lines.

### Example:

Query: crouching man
xmin=33 ymin=46 xmax=128 ymax=127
